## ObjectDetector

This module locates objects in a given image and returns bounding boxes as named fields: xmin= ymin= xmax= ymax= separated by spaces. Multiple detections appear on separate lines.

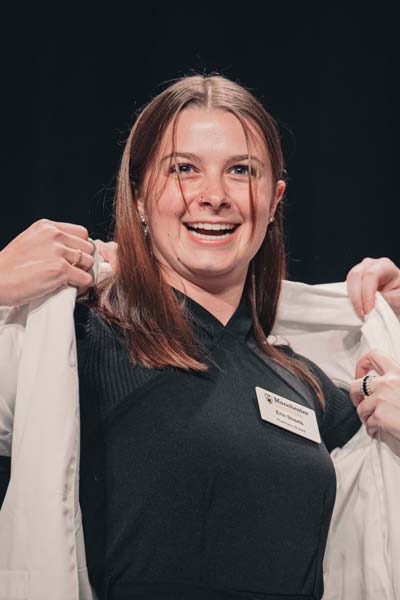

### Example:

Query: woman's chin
xmin=157 ymin=254 xmax=247 ymax=290
xmin=184 ymin=262 xmax=245 ymax=285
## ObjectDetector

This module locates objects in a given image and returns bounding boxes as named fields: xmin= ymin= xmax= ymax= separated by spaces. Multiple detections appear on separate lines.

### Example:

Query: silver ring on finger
xmin=360 ymin=374 xmax=374 ymax=397
xmin=70 ymin=248 xmax=83 ymax=267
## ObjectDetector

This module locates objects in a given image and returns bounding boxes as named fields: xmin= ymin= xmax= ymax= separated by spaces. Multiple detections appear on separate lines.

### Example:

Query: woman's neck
xmin=165 ymin=273 xmax=246 ymax=325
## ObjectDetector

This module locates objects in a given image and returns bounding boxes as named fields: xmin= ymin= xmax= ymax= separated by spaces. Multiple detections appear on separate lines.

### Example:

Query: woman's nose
xmin=198 ymin=178 xmax=230 ymax=210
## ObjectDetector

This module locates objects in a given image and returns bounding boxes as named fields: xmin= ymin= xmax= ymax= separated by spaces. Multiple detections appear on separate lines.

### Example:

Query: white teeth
xmin=190 ymin=231 xmax=233 ymax=240
xmin=187 ymin=223 xmax=236 ymax=231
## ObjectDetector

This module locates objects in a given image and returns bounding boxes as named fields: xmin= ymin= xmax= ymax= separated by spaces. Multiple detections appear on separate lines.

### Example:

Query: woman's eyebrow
xmin=229 ymin=154 xmax=264 ymax=165
xmin=161 ymin=152 xmax=199 ymax=162
xmin=161 ymin=152 xmax=264 ymax=164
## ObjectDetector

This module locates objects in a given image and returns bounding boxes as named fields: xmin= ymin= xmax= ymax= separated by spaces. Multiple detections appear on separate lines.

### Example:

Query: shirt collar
xmin=173 ymin=288 xmax=253 ymax=345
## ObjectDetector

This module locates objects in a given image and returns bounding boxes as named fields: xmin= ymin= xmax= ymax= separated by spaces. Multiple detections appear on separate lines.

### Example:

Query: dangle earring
xmin=140 ymin=214 xmax=149 ymax=239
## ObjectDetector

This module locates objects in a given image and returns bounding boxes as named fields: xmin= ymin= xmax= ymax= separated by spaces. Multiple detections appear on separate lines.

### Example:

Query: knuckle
xmin=357 ymin=403 xmax=366 ymax=420
xmin=76 ymin=225 xmax=89 ymax=239
xmin=57 ymin=259 xmax=70 ymax=276
xmin=86 ymin=254 xmax=95 ymax=269
xmin=86 ymin=240 xmax=96 ymax=255
xmin=346 ymin=265 xmax=362 ymax=280
xmin=364 ymin=267 xmax=378 ymax=278
xmin=380 ymin=256 xmax=392 ymax=267
xmin=82 ymin=270 xmax=94 ymax=286
xmin=53 ymin=242 xmax=64 ymax=257
xmin=373 ymin=407 xmax=385 ymax=425
xmin=362 ymin=257 xmax=373 ymax=265
xmin=42 ymin=223 xmax=61 ymax=239
xmin=35 ymin=218 xmax=51 ymax=228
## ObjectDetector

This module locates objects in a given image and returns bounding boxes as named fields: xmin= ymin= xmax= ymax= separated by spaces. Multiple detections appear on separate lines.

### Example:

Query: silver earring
xmin=269 ymin=216 xmax=275 ymax=224
xmin=140 ymin=214 xmax=149 ymax=238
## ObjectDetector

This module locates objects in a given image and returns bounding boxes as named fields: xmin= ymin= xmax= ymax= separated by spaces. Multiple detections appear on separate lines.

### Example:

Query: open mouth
xmin=184 ymin=222 xmax=240 ymax=239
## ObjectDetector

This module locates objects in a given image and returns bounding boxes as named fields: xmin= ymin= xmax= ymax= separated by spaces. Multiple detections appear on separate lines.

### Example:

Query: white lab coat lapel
xmin=0 ymin=286 xmax=94 ymax=600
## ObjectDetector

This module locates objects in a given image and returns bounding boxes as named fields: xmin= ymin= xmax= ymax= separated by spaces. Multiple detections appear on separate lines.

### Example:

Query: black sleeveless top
xmin=72 ymin=293 xmax=361 ymax=600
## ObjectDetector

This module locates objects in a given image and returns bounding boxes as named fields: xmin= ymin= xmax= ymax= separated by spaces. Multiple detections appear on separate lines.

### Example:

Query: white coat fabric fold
xmin=0 ymin=287 xmax=94 ymax=600
xmin=0 ymin=247 xmax=111 ymax=600
xmin=272 ymin=281 xmax=400 ymax=600
xmin=0 ymin=267 xmax=399 ymax=600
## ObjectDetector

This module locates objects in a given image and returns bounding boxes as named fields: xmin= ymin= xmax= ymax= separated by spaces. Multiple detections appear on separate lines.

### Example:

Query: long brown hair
xmin=88 ymin=75 xmax=324 ymax=405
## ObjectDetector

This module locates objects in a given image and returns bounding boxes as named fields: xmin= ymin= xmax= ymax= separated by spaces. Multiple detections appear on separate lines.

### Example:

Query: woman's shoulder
xmin=73 ymin=300 xmax=123 ymax=342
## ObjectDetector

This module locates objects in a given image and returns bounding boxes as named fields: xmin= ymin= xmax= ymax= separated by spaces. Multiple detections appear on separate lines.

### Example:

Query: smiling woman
xmin=92 ymin=77 xmax=322 ymax=402
xmin=0 ymin=75 xmax=370 ymax=600
xmin=138 ymin=108 xmax=280 ymax=302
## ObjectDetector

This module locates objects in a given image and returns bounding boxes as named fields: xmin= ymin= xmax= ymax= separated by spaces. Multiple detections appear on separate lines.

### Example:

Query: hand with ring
xmin=0 ymin=219 xmax=96 ymax=306
xmin=350 ymin=348 xmax=400 ymax=439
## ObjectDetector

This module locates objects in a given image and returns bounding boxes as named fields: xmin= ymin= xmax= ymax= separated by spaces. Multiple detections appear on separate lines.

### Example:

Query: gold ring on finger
xmin=71 ymin=248 xmax=83 ymax=267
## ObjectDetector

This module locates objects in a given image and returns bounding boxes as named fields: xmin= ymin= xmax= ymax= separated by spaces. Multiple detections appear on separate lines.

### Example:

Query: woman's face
xmin=138 ymin=107 xmax=285 ymax=291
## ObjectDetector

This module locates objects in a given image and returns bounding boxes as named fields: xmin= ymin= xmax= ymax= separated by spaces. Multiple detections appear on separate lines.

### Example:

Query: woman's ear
xmin=137 ymin=195 xmax=146 ymax=220
xmin=270 ymin=179 xmax=286 ymax=219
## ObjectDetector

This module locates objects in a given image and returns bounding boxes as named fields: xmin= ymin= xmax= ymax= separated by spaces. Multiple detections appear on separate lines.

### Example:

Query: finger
xmin=371 ymin=258 xmax=400 ymax=290
xmin=43 ymin=259 xmax=95 ymax=297
xmin=346 ymin=264 xmax=366 ymax=319
xmin=365 ymin=412 xmax=381 ymax=436
xmin=56 ymin=231 xmax=95 ymax=257
xmin=36 ymin=219 xmax=90 ymax=242
xmin=360 ymin=271 xmax=379 ymax=315
xmin=64 ymin=261 xmax=95 ymax=290
xmin=94 ymin=241 xmax=118 ymax=273
xmin=64 ymin=246 xmax=95 ymax=272
xmin=93 ymin=239 xmax=118 ymax=264
xmin=365 ymin=424 xmax=378 ymax=437
xmin=355 ymin=348 xmax=400 ymax=378
xmin=350 ymin=374 xmax=379 ymax=407
xmin=360 ymin=258 xmax=400 ymax=314
xmin=349 ymin=378 xmax=365 ymax=407
xmin=356 ymin=395 xmax=377 ymax=423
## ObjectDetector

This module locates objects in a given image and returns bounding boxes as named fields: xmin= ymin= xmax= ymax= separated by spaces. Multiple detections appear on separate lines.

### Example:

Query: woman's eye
xmin=230 ymin=164 xmax=257 ymax=177
xmin=170 ymin=163 xmax=195 ymax=174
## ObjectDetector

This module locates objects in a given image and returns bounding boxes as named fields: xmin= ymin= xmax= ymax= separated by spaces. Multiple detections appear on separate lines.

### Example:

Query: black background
xmin=3 ymin=2 xmax=398 ymax=283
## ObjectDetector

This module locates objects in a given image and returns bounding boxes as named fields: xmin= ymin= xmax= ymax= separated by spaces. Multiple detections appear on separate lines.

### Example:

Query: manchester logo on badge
xmin=264 ymin=392 xmax=274 ymax=404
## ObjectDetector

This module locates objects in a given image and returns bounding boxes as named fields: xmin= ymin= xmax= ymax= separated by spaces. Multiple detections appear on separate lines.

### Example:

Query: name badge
xmin=255 ymin=386 xmax=321 ymax=443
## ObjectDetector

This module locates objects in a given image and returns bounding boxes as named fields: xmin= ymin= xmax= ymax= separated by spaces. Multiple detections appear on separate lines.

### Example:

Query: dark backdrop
xmin=3 ymin=3 xmax=398 ymax=283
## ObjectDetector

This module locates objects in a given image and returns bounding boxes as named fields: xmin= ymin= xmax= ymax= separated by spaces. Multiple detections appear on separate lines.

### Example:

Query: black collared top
xmin=72 ymin=293 xmax=361 ymax=600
